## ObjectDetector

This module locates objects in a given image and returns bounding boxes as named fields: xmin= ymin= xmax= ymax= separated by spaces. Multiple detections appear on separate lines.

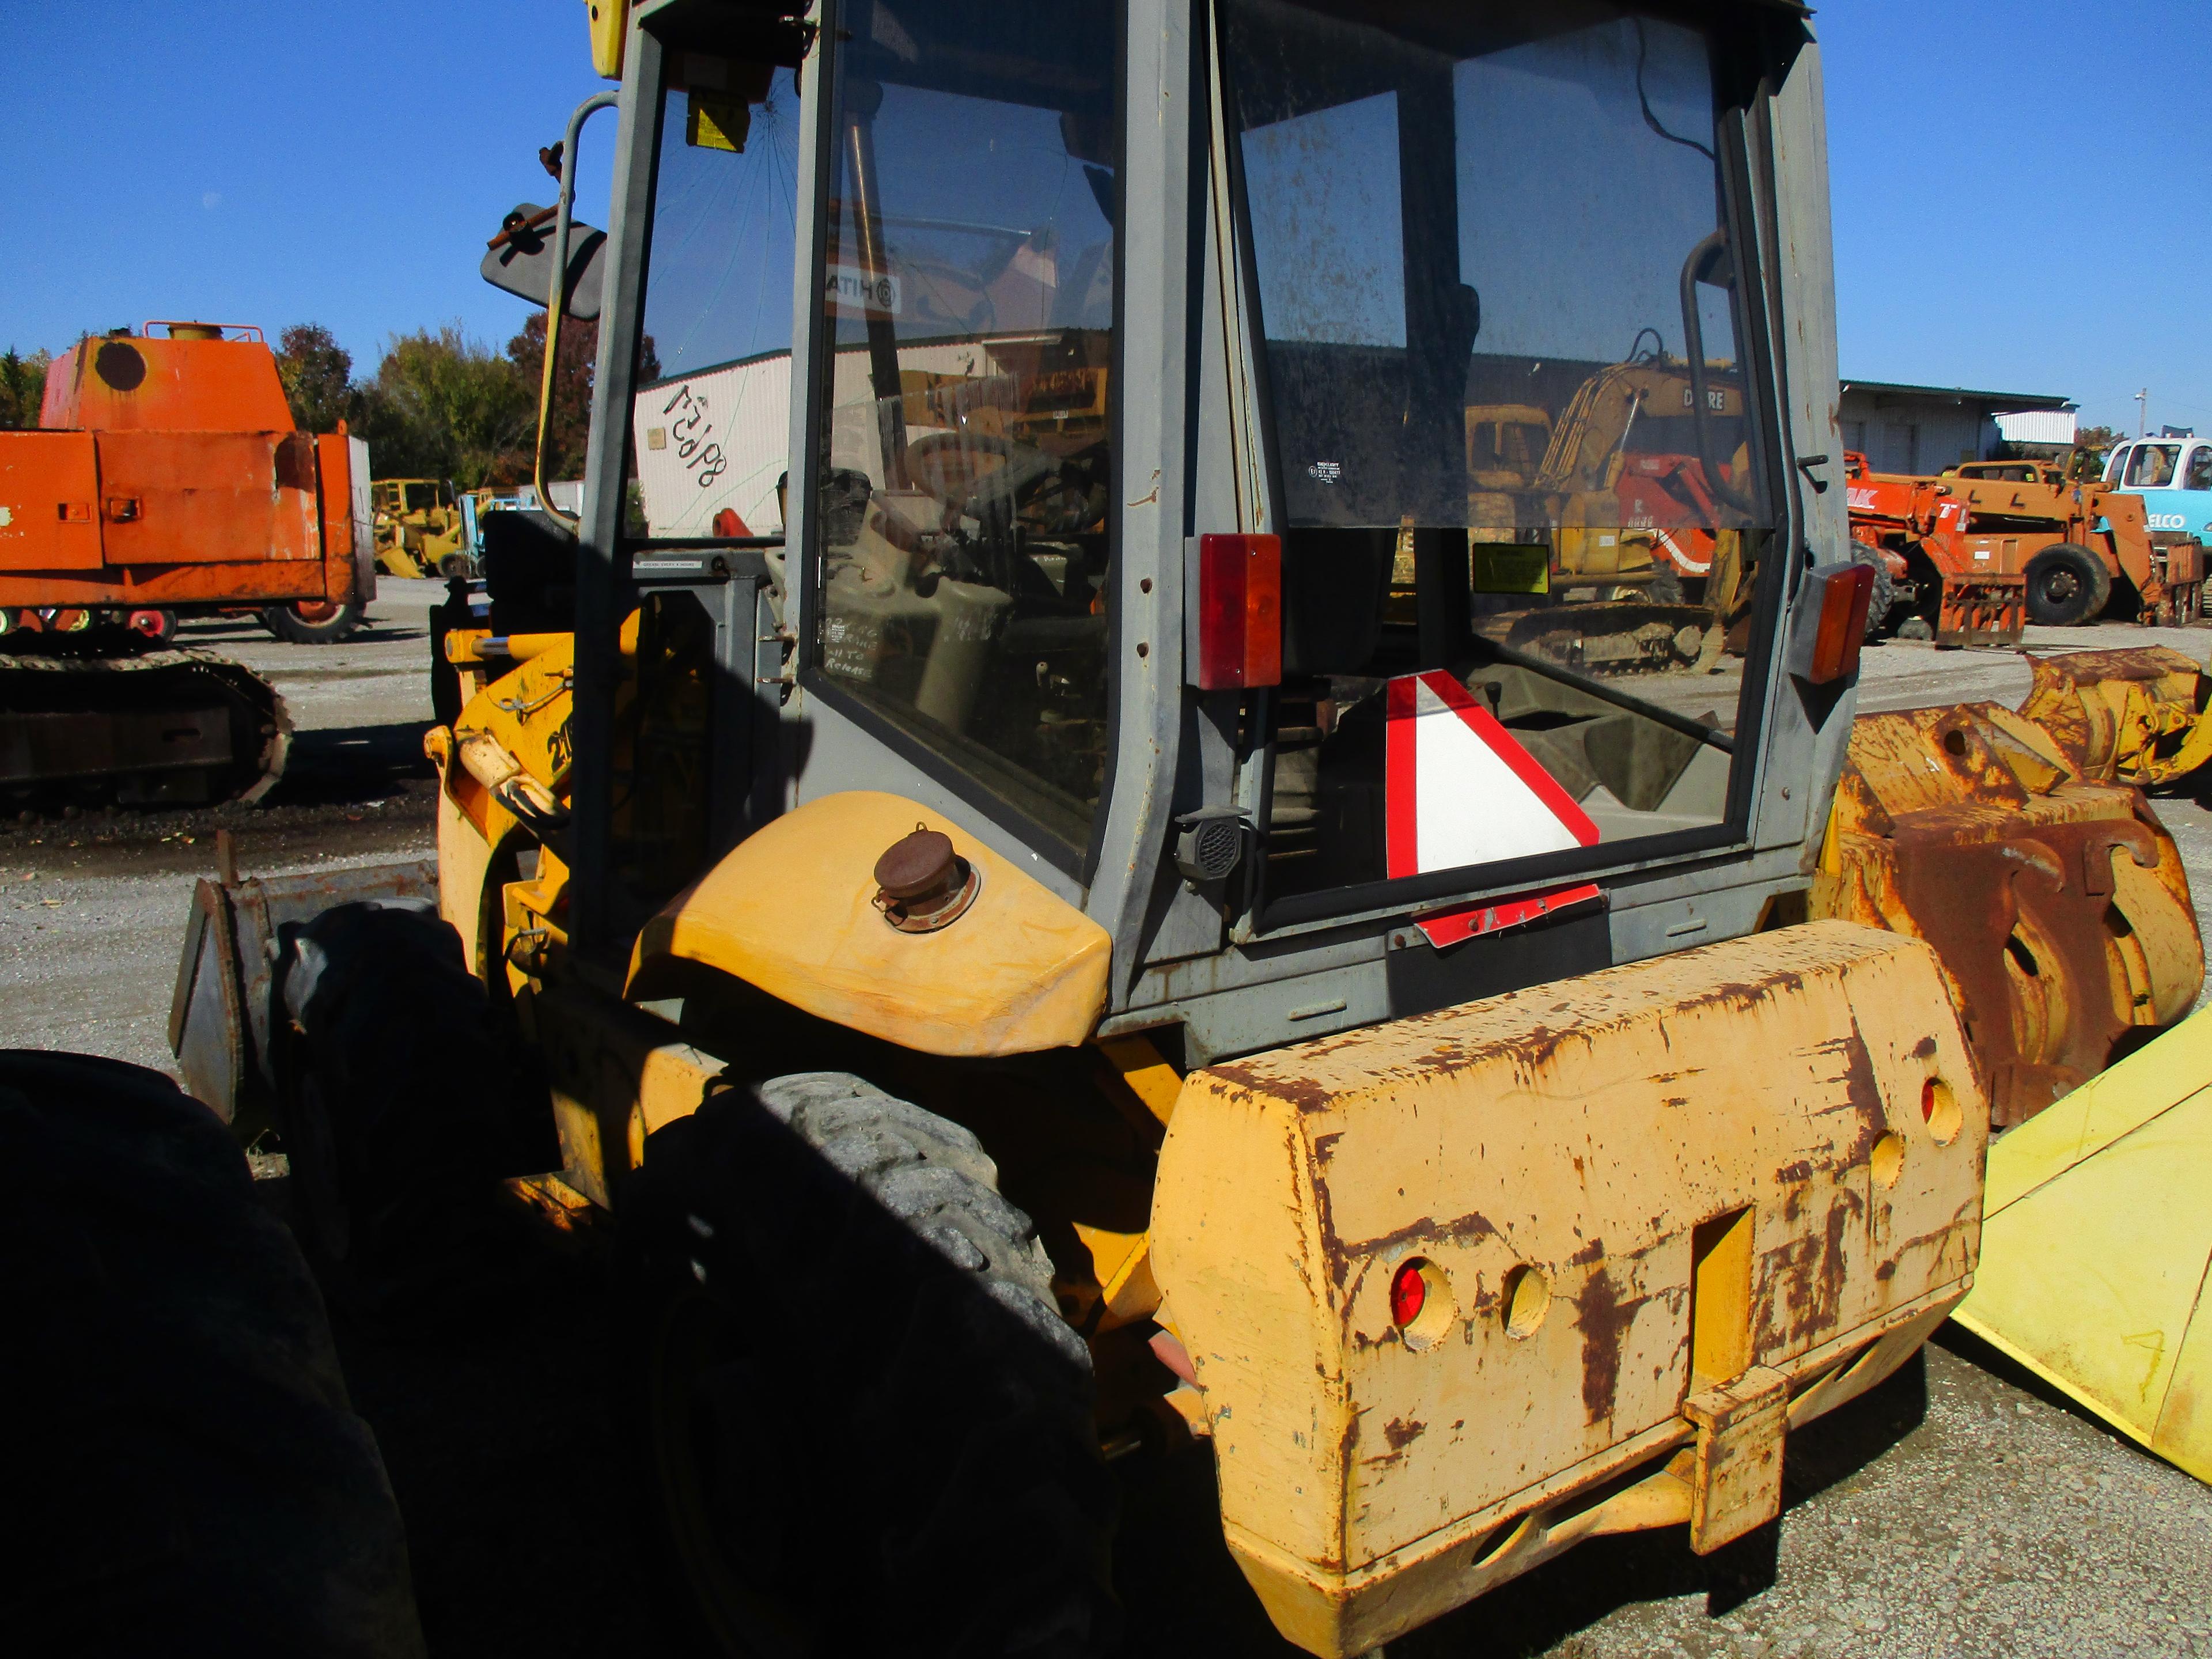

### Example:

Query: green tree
xmin=355 ymin=325 xmax=535 ymax=488
xmin=0 ymin=349 xmax=53 ymax=429
xmin=273 ymin=324 xmax=354 ymax=434
xmin=504 ymin=312 xmax=660 ymax=484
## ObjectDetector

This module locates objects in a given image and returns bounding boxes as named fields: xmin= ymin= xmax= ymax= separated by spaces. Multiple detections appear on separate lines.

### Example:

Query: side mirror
xmin=480 ymin=202 xmax=607 ymax=321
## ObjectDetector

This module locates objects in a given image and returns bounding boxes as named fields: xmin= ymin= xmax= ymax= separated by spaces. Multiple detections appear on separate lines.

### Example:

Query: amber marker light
xmin=1787 ymin=560 xmax=1875 ymax=685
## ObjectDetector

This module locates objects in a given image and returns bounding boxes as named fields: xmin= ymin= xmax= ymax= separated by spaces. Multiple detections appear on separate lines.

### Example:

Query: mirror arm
xmin=537 ymin=90 xmax=622 ymax=533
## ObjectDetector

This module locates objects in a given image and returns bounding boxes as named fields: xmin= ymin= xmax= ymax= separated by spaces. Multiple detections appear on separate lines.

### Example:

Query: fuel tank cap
xmin=872 ymin=824 xmax=982 ymax=933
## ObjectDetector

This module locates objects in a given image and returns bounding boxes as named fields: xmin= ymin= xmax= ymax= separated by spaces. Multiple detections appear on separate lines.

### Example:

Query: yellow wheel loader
xmin=166 ymin=2 xmax=2207 ymax=1652
xmin=370 ymin=477 xmax=472 ymax=579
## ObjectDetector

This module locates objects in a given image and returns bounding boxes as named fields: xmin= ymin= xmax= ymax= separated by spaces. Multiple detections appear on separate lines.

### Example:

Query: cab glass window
xmin=1222 ymin=0 xmax=1767 ymax=905
xmin=810 ymin=2 xmax=1119 ymax=861
xmin=2185 ymin=446 xmax=2212 ymax=491
xmin=2126 ymin=444 xmax=2181 ymax=488
xmin=632 ymin=59 xmax=803 ymax=540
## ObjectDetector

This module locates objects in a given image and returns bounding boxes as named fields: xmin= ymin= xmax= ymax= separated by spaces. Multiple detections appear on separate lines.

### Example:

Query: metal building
xmin=1839 ymin=380 xmax=2077 ymax=474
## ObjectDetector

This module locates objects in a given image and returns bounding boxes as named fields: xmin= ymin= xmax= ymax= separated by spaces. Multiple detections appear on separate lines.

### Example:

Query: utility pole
xmin=2138 ymin=388 xmax=2149 ymax=436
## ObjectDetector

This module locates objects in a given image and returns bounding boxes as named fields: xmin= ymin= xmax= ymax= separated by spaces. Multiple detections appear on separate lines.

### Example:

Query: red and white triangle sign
xmin=1385 ymin=671 xmax=1601 ymax=879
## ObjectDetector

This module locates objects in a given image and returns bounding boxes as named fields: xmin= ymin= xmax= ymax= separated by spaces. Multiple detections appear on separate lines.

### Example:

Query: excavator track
xmin=1476 ymin=600 xmax=1719 ymax=676
xmin=0 ymin=649 xmax=291 ymax=809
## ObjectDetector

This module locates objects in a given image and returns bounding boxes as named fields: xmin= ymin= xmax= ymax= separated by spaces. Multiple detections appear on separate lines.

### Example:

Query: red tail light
xmin=1788 ymin=560 xmax=1874 ymax=685
xmin=1191 ymin=533 xmax=1282 ymax=691
xmin=1390 ymin=1259 xmax=1427 ymax=1328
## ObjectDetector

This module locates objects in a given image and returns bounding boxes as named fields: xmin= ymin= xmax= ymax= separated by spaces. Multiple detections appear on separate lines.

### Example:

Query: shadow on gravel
xmin=327 ymin=1270 xmax=1938 ymax=1659
xmin=1109 ymin=1348 xmax=1931 ymax=1659
xmin=276 ymin=721 xmax=437 ymax=807
xmin=1930 ymin=1321 xmax=2143 ymax=1453
xmin=321 ymin=1240 xmax=658 ymax=1659
xmin=177 ymin=620 xmax=429 ymax=647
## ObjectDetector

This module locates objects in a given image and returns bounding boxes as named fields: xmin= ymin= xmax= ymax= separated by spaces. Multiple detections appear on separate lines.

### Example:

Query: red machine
xmin=1 ymin=321 xmax=373 ymax=645
xmin=1846 ymin=450 xmax=2198 ymax=643
xmin=1845 ymin=453 xmax=2024 ymax=646
xmin=0 ymin=321 xmax=374 ymax=805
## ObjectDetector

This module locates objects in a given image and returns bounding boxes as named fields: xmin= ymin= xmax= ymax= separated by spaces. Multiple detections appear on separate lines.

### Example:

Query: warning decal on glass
xmin=826 ymin=264 xmax=902 ymax=317
xmin=1384 ymin=670 xmax=1600 ymax=880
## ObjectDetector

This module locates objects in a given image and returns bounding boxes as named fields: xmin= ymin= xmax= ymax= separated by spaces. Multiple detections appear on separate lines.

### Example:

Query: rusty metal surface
xmin=1149 ymin=922 xmax=1984 ymax=1657
xmin=1813 ymin=701 xmax=2204 ymax=1127
xmin=1936 ymin=575 xmax=2025 ymax=649
xmin=2018 ymin=645 xmax=2212 ymax=787
xmin=169 ymin=858 xmax=439 ymax=1132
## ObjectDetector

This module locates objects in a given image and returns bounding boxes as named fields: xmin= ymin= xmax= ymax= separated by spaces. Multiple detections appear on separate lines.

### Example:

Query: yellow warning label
xmin=685 ymin=93 xmax=751 ymax=154
xmin=1472 ymin=545 xmax=1551 ymax=595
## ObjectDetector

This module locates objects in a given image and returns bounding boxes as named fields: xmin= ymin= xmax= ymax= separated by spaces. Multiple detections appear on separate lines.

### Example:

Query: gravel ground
xmin=0 ymin=579 xmax=441 ymax=1070
xmin=4 ymin=599 xmax=2209 ymax=1657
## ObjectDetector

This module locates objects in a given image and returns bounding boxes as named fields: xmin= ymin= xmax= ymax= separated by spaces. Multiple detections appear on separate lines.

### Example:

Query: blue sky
xmin=2 ymin=1 xmax=2206 ymax=434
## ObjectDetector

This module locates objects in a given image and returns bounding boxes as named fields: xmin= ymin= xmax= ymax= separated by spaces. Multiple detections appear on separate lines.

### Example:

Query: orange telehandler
xmin=1845 ymin=449 xmax=2199 ymax=638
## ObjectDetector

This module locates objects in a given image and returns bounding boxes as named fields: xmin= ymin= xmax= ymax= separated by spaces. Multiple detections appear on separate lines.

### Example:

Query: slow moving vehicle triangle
xmin=1384 ymin=669 xmax=1600 ymax=878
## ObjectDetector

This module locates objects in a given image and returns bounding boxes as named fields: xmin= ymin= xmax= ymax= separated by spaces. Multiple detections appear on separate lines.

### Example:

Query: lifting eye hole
xmin=1921 ymin=1077 xmax=1961 ymax=1145
xmin=1500 ymin=1264 xmax=1550 ymax=1340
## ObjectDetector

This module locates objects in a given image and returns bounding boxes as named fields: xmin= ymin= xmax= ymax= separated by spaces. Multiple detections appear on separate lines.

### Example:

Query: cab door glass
xmin=632 ymin=60 xmax=802 ymax=540
xmin=2185 ymin=446 xmax=2212 ymax=491
xmin=1222 ymin=0 xmax=1766 ymax=905
xmin=2126 ymin=444 xmax=2181 ymax=488
xmin=811 ymin=2 xmax=1120 ymax=862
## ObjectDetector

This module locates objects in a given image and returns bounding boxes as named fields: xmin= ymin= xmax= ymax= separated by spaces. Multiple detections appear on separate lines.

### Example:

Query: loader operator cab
xmin=548 ymin=0 xmax=1834 ymax=1058
xmin=167 ymin=9 xmax=2009 ymax=1654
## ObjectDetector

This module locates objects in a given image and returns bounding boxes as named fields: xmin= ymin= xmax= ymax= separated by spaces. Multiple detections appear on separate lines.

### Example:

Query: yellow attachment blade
xmin=1953 ymin=1005 xmax=2212 ymax=1483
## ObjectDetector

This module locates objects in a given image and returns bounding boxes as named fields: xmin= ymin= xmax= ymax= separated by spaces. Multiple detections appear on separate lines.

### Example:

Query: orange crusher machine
xmin=0 ymin=321 xmax=376 ymax=805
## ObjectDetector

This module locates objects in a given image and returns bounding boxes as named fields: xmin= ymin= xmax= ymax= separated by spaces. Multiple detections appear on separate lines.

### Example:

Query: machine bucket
xmin=1953 ymin=1005 xmax=2212 ymax=1484
xmin=169 ymin=857 xmax=438 ymax=1135
xmin=2017 ymin=645 xmax=2212 ymax=789
xmin=1812 ymin=702 xmax=2203 ymax=1127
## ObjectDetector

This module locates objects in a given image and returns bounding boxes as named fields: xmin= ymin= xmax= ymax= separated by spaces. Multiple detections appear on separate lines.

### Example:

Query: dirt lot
xmin=4 ymin=593 xmax=2208 ymax=1658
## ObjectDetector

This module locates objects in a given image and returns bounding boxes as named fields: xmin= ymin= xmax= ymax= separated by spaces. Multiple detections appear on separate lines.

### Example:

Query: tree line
xmin=275 ymin=318 xmax=657 ymax=487
xmin=0 ymin=320 xmax=658 ymax=489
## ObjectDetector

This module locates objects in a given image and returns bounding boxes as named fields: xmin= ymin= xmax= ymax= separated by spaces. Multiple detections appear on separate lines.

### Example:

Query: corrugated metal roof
xmin=1995 ymin=409 xmax=2078 ymax=446
xmin=1839 ymin=380 xmax=2076 ymax=415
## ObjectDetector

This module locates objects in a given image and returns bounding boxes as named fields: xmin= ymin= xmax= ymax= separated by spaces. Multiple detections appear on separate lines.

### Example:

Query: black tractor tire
xmin=1847 ymin=544 xmax=1896 ymax=638
xmin=263 ymin=598 xmax=368 ymax=645
xmin=2023 ymin=543 xmax=2112 ymax=627
xmin=436 ymin=551 xmax=475 ymax=581
xmin=277 ymin=900 xmax=524 ymax=1324
xmin=0 ymin=1050 xmax=425 ymax=1659
xmin=622 ymin=1071 xmax=1118 ymax=1658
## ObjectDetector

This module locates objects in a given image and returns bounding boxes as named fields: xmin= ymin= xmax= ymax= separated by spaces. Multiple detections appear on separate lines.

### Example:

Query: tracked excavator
xmin=1461 ymin=353 xmax=1863 ymax=675
xmin=167 ymin=4 xmax=2210 ymax=1654
xmin=0 ymin=321 xmax=373 ymax=805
